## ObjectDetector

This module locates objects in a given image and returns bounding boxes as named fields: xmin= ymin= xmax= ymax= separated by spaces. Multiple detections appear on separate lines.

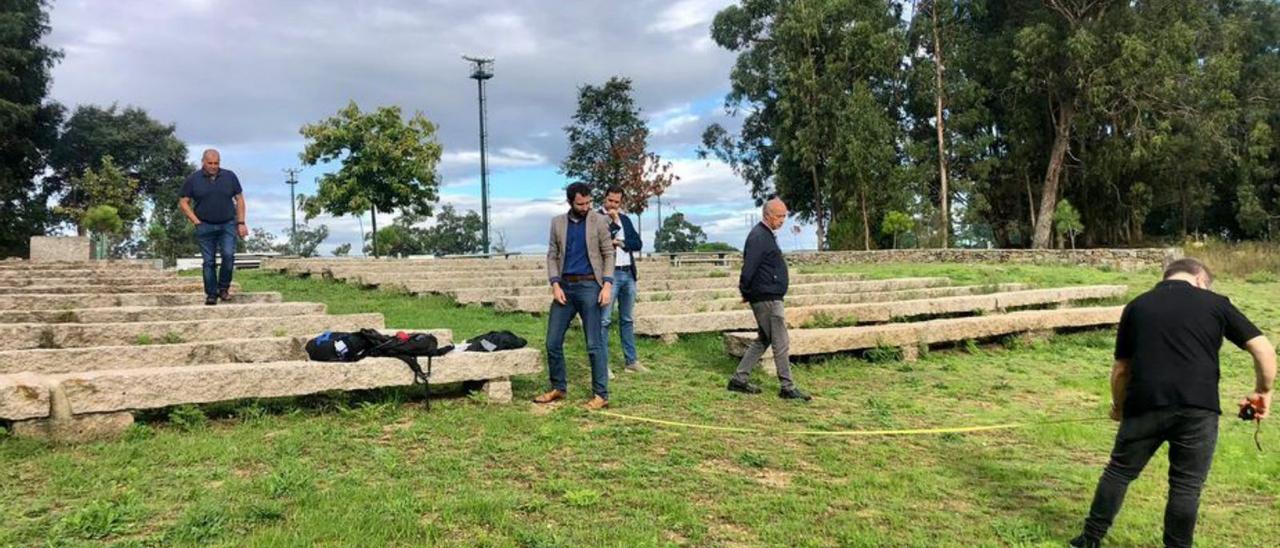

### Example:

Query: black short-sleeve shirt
xmin=1115 ymin=279 xmax=1263 ymax=417
xmin=180 ymin=169 xmax=243 ymax=224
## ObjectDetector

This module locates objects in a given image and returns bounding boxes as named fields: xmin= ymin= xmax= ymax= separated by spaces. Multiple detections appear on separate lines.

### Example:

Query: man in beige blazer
xmin=534 ymin=182 xmax=616 ymax=410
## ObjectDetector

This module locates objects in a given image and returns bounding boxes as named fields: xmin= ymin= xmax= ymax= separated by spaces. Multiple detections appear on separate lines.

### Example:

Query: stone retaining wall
xmin=786 ymin=248 xmax=1182 ymax=271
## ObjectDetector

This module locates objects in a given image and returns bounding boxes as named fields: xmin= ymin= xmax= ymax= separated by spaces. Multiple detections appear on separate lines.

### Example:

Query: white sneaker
xmin=624 ymin=362 xmax=650 ymax=373
xmin=608 ymin=368 xmax=615 ymax=380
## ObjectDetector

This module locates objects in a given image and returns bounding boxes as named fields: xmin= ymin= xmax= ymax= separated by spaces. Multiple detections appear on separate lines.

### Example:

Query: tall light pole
xmin=464 ymin=55 xmax=494 ymax=254
xmin=283 ymin=168 xmax=301 ymax=255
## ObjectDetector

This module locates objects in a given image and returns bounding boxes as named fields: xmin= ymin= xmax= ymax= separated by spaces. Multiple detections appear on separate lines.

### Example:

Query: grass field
xmin=2 ymin=263 xmax=1277 ymax=546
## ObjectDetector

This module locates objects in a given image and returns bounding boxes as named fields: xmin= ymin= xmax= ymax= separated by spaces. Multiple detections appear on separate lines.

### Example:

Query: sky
xmin=44 ymin=0 xmax=819 ymax=255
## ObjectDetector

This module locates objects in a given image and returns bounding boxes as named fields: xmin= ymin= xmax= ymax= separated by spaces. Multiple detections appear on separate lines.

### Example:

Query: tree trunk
xmin=809 ymin=166 xmax=826 ymax=251
xmin=930 ymin=0 xmax=951 ymax=250
xmin=860 ymin=186 xmax=871 ymax=251
xmin=1032 ymin=100 xmax=1075 ymax=248
xmin=370 ymin=207 xmax=379 ymax=258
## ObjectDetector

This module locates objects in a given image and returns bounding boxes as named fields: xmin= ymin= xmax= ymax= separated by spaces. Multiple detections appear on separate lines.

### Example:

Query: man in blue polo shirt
xmin=179 ymin=149 xmax=249 ymax=306
xmin=535 ymin=182 xmax=616 ymax=410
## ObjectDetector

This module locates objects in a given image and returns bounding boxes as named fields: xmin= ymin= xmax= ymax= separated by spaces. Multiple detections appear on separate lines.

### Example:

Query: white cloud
xmin=648 ymin=0 xmax=727 ymax=34
xmin=440 ymin=147 xmax=548 ymax=168
xmin=649 ymin=103 xmax=701 ymax=136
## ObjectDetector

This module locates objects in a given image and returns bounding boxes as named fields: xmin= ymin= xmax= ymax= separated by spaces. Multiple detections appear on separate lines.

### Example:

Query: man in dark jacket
xmin=1070 ymin=258 xmax=1274 ymax=548
xmin=726 ymin=198 xmax=810 ymax=401
xmin=600 ymin=186 xmax=648 ymax=374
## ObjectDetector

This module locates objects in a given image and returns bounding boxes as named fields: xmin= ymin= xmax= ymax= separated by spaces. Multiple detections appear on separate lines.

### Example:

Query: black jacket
xmin=739 ymin=222 xmax=788 ymax=302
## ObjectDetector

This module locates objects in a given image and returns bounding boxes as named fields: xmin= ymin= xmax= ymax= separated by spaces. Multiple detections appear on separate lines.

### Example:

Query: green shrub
xmin=168 ymin=404 xmax=207 ymax=431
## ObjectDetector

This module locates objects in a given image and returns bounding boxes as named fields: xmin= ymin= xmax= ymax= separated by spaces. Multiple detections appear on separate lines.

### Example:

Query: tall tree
xmin=701 ymin=0 xmax=906 ymax=250
xmin=0 ymin=0 xmax=63 ymax=257
xmin=421 ymin=204 xmax=484 ymax=256
xmin=610 ymin=127 xmax=679 ymax=234
xmin=561 ymin=76 xmax=674 ymax=206
xmin=300 ymin=101 xmax=443 ymax=257
xmin=55 ymin=156 xmax=142 ymax=236
xmin=654 ymin=212 xmax=707 ymax=253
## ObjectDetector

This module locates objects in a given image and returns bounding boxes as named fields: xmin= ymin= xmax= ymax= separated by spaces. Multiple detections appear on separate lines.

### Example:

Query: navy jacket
xmin=739 ymin=222 xmax=788 ymax=302
xmin=606 ymin=211 xmax=643 ymax=281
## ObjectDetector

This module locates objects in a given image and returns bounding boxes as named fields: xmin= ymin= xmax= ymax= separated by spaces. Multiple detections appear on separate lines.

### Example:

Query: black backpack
xmin=464 ymin=330 xmax=527 ymax=352
xmin=305 ymin=329 xmax=455 ymax=409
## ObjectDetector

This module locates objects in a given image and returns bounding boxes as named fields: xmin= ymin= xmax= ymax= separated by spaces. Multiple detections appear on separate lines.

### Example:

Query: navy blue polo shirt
xmin=563 ymin=213 xmax=593 ymax=277
xmin=180 ymin=169 xmax=243 ymax=224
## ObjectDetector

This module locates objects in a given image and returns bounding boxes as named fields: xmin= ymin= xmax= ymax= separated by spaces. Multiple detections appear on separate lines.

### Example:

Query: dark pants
xmin=545 ymin=280 xmax=609 ymax=400
xmin=1080 ymin=407 xmax=1219 ymax=547
xmin=195 ymin=222 xmax=237 ymax=298
xmin=731 ymin=300 xmax=796 ymax=390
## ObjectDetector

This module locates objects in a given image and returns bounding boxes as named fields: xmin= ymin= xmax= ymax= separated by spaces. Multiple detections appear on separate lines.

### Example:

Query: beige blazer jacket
xmin=546 ymin=210 xmax=616 ymax=287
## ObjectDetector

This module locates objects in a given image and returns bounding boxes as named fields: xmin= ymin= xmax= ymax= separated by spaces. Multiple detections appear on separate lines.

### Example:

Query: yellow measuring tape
xmin=598 ymin=410 xmax=1108 ymax=437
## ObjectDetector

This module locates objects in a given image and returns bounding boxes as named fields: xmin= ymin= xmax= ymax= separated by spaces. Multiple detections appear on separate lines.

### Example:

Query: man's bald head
xmin=762 ymin=198 xmax=788 ymax=230
xmin=202 ymin=149 xmax=221 ymax=175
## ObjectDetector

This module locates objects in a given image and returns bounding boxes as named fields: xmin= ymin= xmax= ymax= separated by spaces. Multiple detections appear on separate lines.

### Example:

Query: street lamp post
xmin=464 ymin=55 xmax=494 ymax=255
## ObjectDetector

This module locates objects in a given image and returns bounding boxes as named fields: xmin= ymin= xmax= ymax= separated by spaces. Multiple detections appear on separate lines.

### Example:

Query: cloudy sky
xmin=45 ymin=0 xmax=818 ymax=255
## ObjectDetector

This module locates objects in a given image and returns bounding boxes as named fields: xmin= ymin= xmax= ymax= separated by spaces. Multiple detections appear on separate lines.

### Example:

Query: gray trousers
xmin=731 ymin=300 xmax=795 ymax=390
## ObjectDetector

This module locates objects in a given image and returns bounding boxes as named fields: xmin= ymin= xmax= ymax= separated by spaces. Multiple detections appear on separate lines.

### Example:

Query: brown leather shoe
xmin=583 ymin=395 xmax=609 ymax=410
xmin=533 ymin=389 xmax=565 ymax=404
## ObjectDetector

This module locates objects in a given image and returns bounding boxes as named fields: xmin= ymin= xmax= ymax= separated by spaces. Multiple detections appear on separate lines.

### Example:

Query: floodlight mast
xmin=463 ymin=55 xmax=495 ymax=254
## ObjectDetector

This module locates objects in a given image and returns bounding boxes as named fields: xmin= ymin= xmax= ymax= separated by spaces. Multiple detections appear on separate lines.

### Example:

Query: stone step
xmin=637 ymin=285 xmax=1127 ymax=336
xmin=632 ymin=283 xmax=1031 ymax=316
xmin=0 ymin=302 xmax=327 ymax=324
xmin=1 ymin=348 xmax=541 ymax=433
xmin=398 ymin=272 xmax=862 ymax=295
xmin=0 ymin=282 xmax=238 ymax=295
xmin=447 ymin=274 xmax=881 ymax=305
xmin=0 ymin=269 xmax=171 ymax=280
xmin=0 ymin=276 xmax=187 ymax=288
xmin=0 ymin=329 xmax=455 ymax=375
xmin=344 ymin=267 xmax=737 ymax=288
xmin=724 ymin=306 xmax=1123 ymax=358
xmin=0 ymin=313 xmax=385 ymax=350
xmin=634 ymin=277 xmax=954 ymax=304
xmin=0 ymin=292 xmax=282 ymax=311
xmin=488 ymin=280 xmax=967 ymax=314
xmin=0 ymin=261 xmax=157 ymax=272
xmin=493 ymin=277 xmax=961 ymax=314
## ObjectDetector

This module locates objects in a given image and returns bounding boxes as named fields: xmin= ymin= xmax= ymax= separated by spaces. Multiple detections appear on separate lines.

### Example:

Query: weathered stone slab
xmin=0 ymin=292 xmax=282 ymax=311
xmin=638 ymin=285 xmax=1127 ymax=336
xmin=0 ymin=282 xmax=237 ymax=295
xmin=634 ymin=277 xmax=953 ymax=303
xmin=12 ymin=411 xmax=135 ymax=442
xmin=0 ymin=302 xmax=326 ymax=324
xmin=0 ymin=329 xmax=454 ymax=375
xmin=0 ymin=276 xmax=188 ymax=288
xmin=0 ymin=373 xmax=49 ymax=420
xmin=29 ymin=236 xmax=89 ymax=262
xmin=0 ymin=269 xmax=170 ymax=280
xmin=725 ymin=306 xmax=1124 ymax=358
xmin=50 ymin=349 xmax=542 ymax=415
xmin=0 ymin=313 xmax=385 ymax=350
xmin=0 ymin=260 xmax=156 ymax=271
xmin=632 ymin=284 xmax=1030 ymax=316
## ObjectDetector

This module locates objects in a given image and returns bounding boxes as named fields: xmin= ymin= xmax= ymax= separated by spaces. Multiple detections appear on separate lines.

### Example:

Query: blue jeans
xmin=601 ymin=267 xmax=637 ymax=366
xmin=195 ymin=222 xmax=237 ymax=298
xmin=545 ymin=280 xmax=609 ymax=400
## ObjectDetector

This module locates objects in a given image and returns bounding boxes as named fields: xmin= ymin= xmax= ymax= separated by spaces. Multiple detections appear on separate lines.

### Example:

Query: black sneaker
xmin=1068 ymin=535 xmax=1100 ymax=548
xmin=727 ymin=378 xmax=762 ymax=394
xmin=779 ymin=387 xmax=812 ymax=401
xmin=218 ymin=288 xmax=231 ymax=301
xmin=205 ymin=296 xmax=218 ymax=306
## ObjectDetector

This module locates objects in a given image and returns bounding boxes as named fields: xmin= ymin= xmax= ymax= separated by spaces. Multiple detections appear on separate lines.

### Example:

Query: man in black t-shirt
xmin=1071 ymin=258 xmax=1275 ymax=548
xmin=179 ymin=149 xmax=249 ymax=305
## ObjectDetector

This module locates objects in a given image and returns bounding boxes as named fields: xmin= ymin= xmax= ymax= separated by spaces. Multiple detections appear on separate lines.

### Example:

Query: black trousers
xmin=1081 ymin=406 xmax=1218 ymax=547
